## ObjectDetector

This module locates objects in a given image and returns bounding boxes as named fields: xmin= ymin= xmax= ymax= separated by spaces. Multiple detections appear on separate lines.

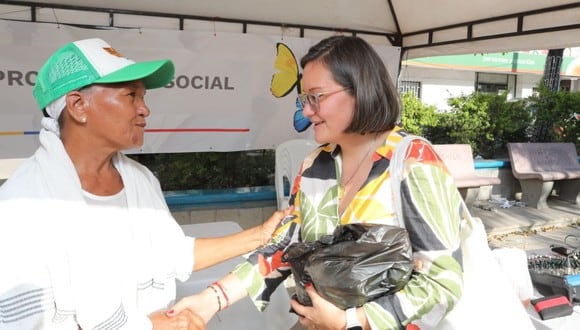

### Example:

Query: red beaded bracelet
xmin=212 ymin=281 xmax=230 ymax=309
xmin=207 ymin=284 xmax=222 ymax=311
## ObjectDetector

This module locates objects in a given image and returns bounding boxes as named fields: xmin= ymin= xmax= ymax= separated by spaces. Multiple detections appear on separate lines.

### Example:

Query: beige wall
xmin=171 ymin=203 xmax=277 ymax=230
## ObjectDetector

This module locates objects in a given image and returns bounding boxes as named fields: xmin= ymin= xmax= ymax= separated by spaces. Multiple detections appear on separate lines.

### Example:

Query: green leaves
xmin=129 ymin=150 xmax=275 ymax=191
xmin=400 ymin=90 xmax=572 ymax=159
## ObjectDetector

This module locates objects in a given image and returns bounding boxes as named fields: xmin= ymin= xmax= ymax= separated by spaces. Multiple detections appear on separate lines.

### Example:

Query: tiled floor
xmin=471 ymin=198 xmax=580 ymax=250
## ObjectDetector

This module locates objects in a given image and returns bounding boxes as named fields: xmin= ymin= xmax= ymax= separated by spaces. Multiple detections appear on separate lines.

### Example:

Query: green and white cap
xmin=33 ymin=38 xmax=175 ymax=112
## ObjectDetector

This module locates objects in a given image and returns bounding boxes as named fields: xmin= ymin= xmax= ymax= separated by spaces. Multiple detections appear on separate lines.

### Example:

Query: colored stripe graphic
xmin=0 ymin=131 xmax=40 ymax=136
xmin=145 ymin=128 xmax=250 ymax=133
xmin=0 ymin=128 xmax=250 ymax=136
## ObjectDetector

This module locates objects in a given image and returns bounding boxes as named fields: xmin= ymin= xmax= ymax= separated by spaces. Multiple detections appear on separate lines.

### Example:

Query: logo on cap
xmin=103 ymin=47 xmax=123 ymax=58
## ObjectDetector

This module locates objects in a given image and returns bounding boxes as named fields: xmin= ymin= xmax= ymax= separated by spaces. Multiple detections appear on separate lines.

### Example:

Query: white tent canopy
xmin=2 ymin=0 xmax=580 ymax=58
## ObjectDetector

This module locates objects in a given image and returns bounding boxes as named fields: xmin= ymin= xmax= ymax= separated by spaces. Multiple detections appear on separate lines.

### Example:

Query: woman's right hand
xmin=150 ymin=308 xmax=206 ymax=330
xmin=166 ymin=289 xmax=220 ymax=324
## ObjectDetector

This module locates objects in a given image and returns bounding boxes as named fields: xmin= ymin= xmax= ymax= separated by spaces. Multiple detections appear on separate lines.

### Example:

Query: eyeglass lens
xmin=298 ymin=88 xmax=349 ymax=111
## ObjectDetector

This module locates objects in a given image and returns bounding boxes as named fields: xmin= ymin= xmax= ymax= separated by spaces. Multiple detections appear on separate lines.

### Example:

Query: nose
xmin=301 ymin=102 xmax=316 ymax=117
xmin=136 ymin=99 xmax=150 ymax=117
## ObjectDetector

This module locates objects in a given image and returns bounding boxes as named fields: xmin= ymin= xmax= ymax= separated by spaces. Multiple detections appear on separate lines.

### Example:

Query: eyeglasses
xmin=298 ymin=87 xmax=351 ymax=112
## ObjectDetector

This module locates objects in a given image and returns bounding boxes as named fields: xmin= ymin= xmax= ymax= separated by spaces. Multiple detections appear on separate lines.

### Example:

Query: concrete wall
xmin=171 ymin=202 xmax=277 ymax=230
xmin=400 ymin=66 xmax=475 ymax=111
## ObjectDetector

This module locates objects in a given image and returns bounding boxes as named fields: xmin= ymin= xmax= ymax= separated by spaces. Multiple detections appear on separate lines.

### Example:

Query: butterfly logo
xmin=270 ymin=42 xmax=311 ymax=132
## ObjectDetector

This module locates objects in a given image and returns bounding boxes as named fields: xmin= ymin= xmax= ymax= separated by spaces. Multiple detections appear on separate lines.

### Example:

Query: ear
xmin=64 ymin=90 xmax=89 ymax=124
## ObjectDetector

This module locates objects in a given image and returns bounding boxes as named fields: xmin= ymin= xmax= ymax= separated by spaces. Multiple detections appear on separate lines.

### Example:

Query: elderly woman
xmin=0 ymin=38 xmax=288 ymax=329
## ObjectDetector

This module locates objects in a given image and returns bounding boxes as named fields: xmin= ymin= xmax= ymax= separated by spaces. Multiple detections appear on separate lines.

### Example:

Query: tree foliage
xmin=526 ymin=84 xmax=580 ymax=145
xmin=400 ymin=92 xmax=438 ymax=136
xmin=403 ymin=88 xmax=579 ymax=159
xmin=129 ymin=150 xmax=274 ymax=191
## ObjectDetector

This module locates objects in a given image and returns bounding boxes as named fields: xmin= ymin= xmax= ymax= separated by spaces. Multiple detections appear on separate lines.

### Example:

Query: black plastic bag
xmin=282 ymin=223 xmax=413 ymax=309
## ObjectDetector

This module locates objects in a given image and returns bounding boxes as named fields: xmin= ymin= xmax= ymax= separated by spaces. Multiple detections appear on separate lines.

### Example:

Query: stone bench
xmin=507 ymin=142 xmax=580 ymax=209
xmin=433 ymin=144 xmax=501 ymax=205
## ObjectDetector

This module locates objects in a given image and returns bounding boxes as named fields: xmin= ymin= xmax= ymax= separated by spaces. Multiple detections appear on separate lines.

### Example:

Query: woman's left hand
xmin=290 ymin=283 xmax=345 ymax=330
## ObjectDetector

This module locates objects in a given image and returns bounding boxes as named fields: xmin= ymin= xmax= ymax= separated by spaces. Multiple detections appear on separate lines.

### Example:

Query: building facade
xmin=399 ymin=48 xmax=580 ymax=111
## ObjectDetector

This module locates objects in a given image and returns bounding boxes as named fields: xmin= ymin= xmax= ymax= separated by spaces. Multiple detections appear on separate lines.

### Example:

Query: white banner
xmin=0 ymin=20 xmax=400 ymax=158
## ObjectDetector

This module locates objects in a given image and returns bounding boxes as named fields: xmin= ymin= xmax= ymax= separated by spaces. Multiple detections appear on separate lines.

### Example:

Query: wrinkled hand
xmin=260 ymin=206 xmax=294 ymax=245
xmin=150 ymin=308 xmax=205 ymax=330
xmin=290 ymin=283 xmax=345 ymax=330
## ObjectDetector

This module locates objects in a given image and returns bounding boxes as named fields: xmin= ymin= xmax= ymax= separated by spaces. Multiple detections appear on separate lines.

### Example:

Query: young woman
xmin=169 ymin=36 xmax=465 ymax=330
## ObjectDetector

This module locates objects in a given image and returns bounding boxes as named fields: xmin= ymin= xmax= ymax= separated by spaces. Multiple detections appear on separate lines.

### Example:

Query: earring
xmin=80 ymin=117 xmax=87 ymax=123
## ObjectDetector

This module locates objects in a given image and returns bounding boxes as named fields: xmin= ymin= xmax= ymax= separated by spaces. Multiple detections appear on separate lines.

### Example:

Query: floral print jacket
xmin=232 ymin=127 xmax=465 ymax=329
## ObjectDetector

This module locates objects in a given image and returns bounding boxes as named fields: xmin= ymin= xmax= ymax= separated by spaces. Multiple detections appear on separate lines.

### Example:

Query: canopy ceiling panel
xmin=1 ymin=0 xmax=580 ymax=58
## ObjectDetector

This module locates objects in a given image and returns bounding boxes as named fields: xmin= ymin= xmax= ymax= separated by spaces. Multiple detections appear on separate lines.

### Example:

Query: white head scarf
xmin=41 ymin=95 xmax=66 ymax=137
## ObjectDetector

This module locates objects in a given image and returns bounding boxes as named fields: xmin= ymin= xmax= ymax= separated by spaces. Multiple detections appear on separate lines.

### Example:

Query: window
xmin=399 ymin=80 xmax=421 ymax=98
xmin=560 ymin=79 xmax=571 ymax=92
xmin=475 ymin=72 xmax=517 ymax=98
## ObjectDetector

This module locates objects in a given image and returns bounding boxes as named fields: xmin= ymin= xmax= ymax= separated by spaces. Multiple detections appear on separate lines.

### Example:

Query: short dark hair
xmin=300 ymin=36 xmax=400 ymax=134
